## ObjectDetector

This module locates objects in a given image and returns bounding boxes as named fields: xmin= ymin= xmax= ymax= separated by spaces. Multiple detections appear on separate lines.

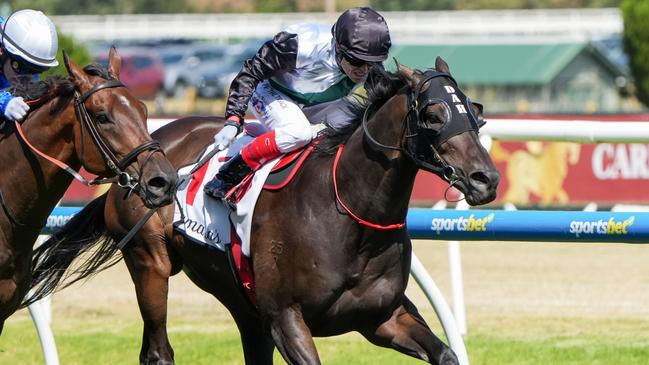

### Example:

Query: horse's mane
xmin=315 ymin=65 xmax=406 ymax=154
xmin=11 ymin=63 xmax=112 ymax=116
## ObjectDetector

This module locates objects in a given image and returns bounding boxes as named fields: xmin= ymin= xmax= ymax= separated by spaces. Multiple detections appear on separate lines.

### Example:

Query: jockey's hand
xmin=213 ymin=124 xmax=239 ymax=151
xmin=5 ymin=97 xmax=29 ymax=121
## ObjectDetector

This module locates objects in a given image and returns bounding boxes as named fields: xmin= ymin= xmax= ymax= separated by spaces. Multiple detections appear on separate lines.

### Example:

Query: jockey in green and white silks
xmin=204 ymin=7 xmax=392 ymax=200
xmin=0 ymin=9 xmax=59 ymax=121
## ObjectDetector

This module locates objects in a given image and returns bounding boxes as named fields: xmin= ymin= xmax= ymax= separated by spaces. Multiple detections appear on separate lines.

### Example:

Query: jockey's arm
xmin=225 ymin=31 xmax=298 ymax=123
xmin=0 ymin=90 xmax=14 ymax=116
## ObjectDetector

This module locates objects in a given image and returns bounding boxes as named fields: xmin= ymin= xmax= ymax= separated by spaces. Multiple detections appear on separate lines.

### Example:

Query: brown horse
xmin=29 ymin=58 xmax=499 ymax=364
xmin=0 ymin=48 xmax=176 ymax=332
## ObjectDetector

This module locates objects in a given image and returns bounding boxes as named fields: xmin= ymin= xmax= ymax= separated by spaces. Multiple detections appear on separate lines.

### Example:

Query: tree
xmin=9 ymin=0 xmax=191 ymax=15
xmin=43 ymin=33 xmax=92 ymax=77
xmin=621 ymin=0 xmax=649 ymax=107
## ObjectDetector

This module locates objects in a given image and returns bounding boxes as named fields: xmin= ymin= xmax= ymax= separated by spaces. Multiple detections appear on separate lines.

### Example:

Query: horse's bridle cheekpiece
xmin=362 ymin=69 xmax=485 ymax=184
xmin=74 ymin=79 xmax=161 ymax=191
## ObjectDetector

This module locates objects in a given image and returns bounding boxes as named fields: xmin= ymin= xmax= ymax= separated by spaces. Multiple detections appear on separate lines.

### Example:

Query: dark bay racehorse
xmin=29 ymin=58 xmax=499 ymax=364
xmin=0 ymin=48 xmax=176 ymax=332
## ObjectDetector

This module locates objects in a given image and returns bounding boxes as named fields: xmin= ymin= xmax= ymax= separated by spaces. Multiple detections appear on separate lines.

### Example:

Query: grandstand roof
xmin=388 ymin=42 xmax=626 ymax=85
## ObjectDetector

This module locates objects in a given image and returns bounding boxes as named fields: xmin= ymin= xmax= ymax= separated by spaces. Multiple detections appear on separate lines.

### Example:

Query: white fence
xmin=51 ymin=8 xmax=622 ymax=44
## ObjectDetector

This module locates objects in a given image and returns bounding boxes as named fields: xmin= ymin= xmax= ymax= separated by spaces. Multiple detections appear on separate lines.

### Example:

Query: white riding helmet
xmin=1 ymin=9 xmax=59 ymax=68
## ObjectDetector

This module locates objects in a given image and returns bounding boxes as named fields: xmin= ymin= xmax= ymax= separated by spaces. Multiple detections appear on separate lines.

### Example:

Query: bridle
xmin=362 ymin=69 xmax=484 ymax=185
xmin=16 ymin=79 xmax=162 ymax=194
xmin=74 ymin=79 xmax=161 ymax=191
xmin=333 ymin=70 xmax=486 ymax=230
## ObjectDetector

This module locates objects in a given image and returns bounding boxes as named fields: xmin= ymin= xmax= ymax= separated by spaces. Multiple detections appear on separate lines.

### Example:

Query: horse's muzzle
xmin=465 ymin=169 xmax=500 ymax=205
xmin=141 ymin=172 xmax=177 ymax=208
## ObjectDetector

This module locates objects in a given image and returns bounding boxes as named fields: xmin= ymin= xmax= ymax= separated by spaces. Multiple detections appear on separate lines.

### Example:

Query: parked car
xmin=199 ymin=42 xmax=261 ymax=98
xmin=157 ymin=43 xmax=229 ymax=98
xmin=94 ymin=47 xmax=164 ymax=100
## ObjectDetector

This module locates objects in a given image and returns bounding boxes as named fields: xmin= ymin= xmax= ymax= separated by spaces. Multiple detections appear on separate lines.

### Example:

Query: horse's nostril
xmin=470 ymin=170 xmax=500 ymax=187
xmin=148 ymin=176 xmax=170 ymax=190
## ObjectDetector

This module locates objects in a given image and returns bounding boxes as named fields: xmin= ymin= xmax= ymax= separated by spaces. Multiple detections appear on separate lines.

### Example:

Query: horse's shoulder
xmin=153 ymin=117 xmax=223 ymax=168
xmin=153 ymin=117 xmax=223 ymax=144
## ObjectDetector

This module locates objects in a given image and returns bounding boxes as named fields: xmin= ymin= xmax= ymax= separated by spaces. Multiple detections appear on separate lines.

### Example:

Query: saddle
xmin=225 ymin=143 xmax=316 ymax=205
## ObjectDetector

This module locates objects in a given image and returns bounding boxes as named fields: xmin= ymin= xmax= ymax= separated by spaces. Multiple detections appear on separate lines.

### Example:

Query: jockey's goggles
xmin=8 ymin=53 xmax=49 ymax=75
xmin=341 ymin=52 xmax=367 ymax=67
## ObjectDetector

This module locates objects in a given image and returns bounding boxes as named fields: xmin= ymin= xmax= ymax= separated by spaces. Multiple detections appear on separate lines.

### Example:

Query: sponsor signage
xmin=412 ymin=141 xmax=649 ymax=205
xmin=408 ymin=209 xmax=649 ymax=242
xmin=412 ymin=115 xmax=649 ymax=206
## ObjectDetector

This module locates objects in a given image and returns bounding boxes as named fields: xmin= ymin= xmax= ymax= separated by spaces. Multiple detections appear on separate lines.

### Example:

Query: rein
xmin=332 ymin=144 xmax=405 ymax=230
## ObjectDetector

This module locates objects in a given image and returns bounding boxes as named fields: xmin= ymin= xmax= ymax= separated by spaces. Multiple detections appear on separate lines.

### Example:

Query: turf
xmin=2 ymin=313 xmax=649 ymax=365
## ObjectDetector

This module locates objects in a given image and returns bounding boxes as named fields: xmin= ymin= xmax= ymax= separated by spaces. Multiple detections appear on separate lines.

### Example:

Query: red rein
xmin=332 ymin=145 xmax=405 ymax=230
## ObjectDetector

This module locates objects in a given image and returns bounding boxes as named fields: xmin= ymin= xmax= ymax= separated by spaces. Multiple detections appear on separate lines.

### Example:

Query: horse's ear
xmin=107 ymin=46 xmax=121 ymax=79
xmin=470 ymin=101 xmax=486 ymax=127
xmin=393 ymin=57 xmax=401 ymax=70
xmin=397 ymin=62 xmax=419 ymax=90
xmin=435 ymin=56 xmax=451 ymax=74
xmin=63 ymin=50 xmax=91 ymax=89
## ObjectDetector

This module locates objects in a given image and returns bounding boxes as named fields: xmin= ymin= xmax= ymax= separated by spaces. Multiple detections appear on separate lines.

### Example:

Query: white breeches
xmin=247 ymin=81 xmax=323 ymax=153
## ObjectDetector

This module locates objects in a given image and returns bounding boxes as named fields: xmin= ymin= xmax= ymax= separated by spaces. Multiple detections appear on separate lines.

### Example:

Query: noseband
xmin=362 ymin=70 xmax=482 ymax=184
xmin=74 ymin=79 xmax=161 ymax=191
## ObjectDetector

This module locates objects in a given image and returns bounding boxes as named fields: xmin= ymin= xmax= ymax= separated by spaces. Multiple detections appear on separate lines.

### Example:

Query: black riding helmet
xmin=332 ymin=7 xmax=391 ymax=63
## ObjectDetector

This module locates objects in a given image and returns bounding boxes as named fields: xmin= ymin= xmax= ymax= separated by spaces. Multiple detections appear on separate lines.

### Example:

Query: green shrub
xmin=621 ymin=0 xmax=649 ymax=107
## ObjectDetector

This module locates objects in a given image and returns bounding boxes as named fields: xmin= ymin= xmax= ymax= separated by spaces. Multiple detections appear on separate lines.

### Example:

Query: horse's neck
xmin=336 ymin=96 xmax=417 ymax=224
xmin=0 ymin=104 xmax=77 ymax=231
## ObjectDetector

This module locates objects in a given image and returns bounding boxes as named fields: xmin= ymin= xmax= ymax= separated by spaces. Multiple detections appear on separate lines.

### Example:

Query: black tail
xmin=22 ymin=194 xmax=121 ymax=307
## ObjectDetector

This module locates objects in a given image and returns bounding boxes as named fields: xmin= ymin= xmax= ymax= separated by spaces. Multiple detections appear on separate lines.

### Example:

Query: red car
xmin=94 ymin=47 xmax=164 ymax=100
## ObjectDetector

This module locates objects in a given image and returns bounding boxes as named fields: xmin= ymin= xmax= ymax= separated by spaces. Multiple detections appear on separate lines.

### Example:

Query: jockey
xmin=0 ymin=9 xmax=59 ymax=121
xmin=204 ymin=6 xmax=391 ymax=199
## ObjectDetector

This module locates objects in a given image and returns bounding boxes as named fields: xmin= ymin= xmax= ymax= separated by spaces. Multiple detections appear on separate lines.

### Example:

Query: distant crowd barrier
xmin=147 ymin=118 xmax=649 ymax=144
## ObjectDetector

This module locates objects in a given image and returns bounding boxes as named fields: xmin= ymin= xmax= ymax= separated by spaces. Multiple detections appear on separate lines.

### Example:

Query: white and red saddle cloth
xmin=172 ymin=126 xmax=317 ymax=302
xmin=172 ymin=132 xmax=278 ymax=257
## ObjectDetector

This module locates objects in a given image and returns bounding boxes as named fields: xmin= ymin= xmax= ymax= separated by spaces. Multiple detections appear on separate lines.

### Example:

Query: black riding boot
xmin=204 ymin=153 xmax=253 ymax=199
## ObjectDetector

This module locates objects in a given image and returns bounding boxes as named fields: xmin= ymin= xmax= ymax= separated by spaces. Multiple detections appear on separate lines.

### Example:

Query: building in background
xmin=390 ymin=42 xmax=633 ymax=114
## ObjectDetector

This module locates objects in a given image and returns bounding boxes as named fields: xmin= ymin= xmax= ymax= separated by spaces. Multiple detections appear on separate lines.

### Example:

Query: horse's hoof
xmin=140 ymin=359 xmax=174 ymax=365
xmin=438 ymin=349 xmax=459 ymax=365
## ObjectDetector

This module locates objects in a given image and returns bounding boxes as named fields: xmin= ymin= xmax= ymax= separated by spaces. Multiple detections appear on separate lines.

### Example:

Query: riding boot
xmin=204 ymin=153 xmax=253 ymax=199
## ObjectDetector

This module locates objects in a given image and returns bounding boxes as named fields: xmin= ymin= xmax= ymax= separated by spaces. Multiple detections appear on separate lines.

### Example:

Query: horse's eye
xmin=96 ymin=113 xmax=111 ymax=124
xmin=426 ymin=111 xmax=443 ymax=122
xmin=425 ymin=108 xmax=448 ymax=125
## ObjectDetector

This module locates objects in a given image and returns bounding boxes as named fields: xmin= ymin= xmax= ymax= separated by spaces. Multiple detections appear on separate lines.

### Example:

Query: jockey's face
xmin=1 ymin=47 xmax=49 ymax=84
xmin=340 ymin=56 xmax=369 ymax=83
xmin=336 ymin=45 xmax=369 ymax=83
xmin=1 ymin=50 xmax=18 ymax=83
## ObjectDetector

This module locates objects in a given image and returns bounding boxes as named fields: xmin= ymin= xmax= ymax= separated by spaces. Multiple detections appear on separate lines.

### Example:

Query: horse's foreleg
xmin=118 ymin=210 xmax=175 ymax=365
xmin=123 ymin=229 xmax=175 ymax=364
xmin=268 ymin=306 xmax=320 ymax=365
xmin=361 ymin=297 xmax=459 ymax=365
xmin=234 ymin=313 xmax=275 ymax=365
